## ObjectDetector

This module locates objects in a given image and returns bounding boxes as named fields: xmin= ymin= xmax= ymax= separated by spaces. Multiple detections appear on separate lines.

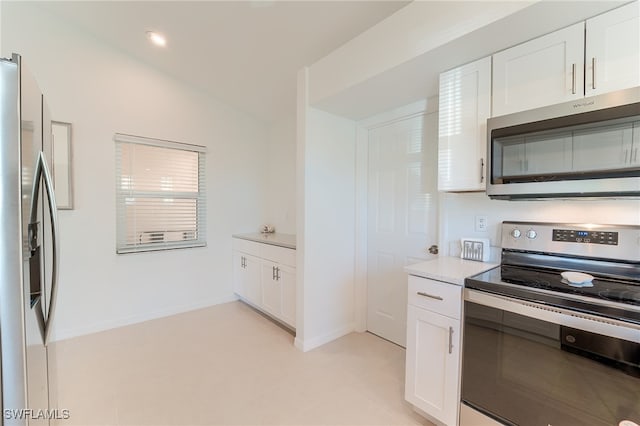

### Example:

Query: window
xmin=115 ymin=133 xmax=206 ymax=253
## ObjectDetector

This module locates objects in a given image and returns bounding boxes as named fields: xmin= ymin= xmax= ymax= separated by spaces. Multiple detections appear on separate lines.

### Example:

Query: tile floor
xmin=47 ymin=301 xmax=433 ymax=426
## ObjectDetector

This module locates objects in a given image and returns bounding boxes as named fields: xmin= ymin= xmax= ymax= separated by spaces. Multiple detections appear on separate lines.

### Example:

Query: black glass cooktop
xmin=466 ymin=265 xmax=640 ymax=325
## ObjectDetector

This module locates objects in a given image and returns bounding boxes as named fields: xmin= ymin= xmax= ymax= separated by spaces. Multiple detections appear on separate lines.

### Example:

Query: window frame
xmin=114 ymin=133 xmax=207 ymax=254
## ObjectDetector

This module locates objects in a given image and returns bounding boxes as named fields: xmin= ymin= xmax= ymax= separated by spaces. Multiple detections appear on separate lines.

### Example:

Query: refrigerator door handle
xmin=29 ymin=151 xmax=60 ymax=346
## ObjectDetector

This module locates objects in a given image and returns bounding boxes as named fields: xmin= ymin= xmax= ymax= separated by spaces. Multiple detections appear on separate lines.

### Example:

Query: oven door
xmin=461 ymin=289 xmax=640 ymax=426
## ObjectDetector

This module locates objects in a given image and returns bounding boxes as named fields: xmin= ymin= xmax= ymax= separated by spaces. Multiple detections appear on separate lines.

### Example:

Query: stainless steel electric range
xmin=461 ymin=221 xmax=640 ymax=426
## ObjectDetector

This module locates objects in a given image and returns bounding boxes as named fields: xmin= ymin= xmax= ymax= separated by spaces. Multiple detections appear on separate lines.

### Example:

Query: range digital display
xmin=552 ymin=229 xmax=618 ymax=245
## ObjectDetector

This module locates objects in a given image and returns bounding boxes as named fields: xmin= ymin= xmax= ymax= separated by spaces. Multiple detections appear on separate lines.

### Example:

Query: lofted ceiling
xmin=33 ymin=0 xmax=410 ymax=124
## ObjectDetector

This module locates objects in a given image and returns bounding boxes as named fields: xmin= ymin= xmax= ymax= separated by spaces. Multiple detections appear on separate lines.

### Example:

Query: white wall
xmin=265 ymin=116 xmax=296 ymax=235
xmin=296 ymin=66 xmax=357 ymax=350
xmin=2 ymin=3 xmax=269 ymax=341
xmin=439 ymin=192 xmax=640 ymax=261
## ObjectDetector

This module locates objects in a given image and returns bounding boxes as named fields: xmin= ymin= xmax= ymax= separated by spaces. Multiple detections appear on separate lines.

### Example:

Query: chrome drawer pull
xmin=417 ymin=291 xmax=443 ymax=301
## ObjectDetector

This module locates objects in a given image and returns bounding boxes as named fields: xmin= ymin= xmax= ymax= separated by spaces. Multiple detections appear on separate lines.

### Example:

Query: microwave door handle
xmin=29 ymin=151 xmax=60 ymax=346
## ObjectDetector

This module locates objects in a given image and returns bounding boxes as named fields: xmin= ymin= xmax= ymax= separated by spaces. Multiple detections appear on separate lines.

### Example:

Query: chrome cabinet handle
xmin=29 ymin=151 xmax=59 ymax=346
xmin=276 ymin=267 xmax=280 ymax=281
xmin=448 ymin=327 xmax=454 ymax=354
xmin=417 ymin=291 xmax=443 ymax=301
xmin=625 ymin=149 xmax=629 ymax=163
xmin=571 ymin=63 xmax=577 ymax=94
xmin=591 ymin=57 xmax=596 ymax=90
xmin=480 ymin=158 xmax=484 ymax=183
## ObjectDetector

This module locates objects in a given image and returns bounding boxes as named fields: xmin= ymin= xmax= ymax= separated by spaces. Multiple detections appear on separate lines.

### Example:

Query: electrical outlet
xmin=475 ymin=215 xmax=488 ymax=232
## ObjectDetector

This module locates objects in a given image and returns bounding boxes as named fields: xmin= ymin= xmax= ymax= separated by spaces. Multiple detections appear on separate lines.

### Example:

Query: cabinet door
xmin=438 ymin=56 xmax=491 ymax=191
xmin=279 ymin=265 xmax=296 ymax=328
xmin=261 ymin=262 xmax=282 ymax=317
xmin=242 ymin=254 xmax=262 ymax=306
xmin=405 ymin=305 xmax=460 ymax=426
xmin=232 ymin=251 xmax=246 ymax=298
xmin=493 ymin=22 xmax=585 ymax=117
xmin=586 ymin=1 xmax=640 ymax=96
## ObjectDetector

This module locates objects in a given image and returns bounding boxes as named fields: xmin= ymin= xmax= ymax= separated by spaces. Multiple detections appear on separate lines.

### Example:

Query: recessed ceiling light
xmin=146 ymin=31 xmax=166 ymax=47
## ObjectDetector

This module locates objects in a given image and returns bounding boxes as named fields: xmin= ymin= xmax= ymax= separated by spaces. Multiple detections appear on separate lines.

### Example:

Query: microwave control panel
xmin=552 ymin=229 xmax=619 ymax=245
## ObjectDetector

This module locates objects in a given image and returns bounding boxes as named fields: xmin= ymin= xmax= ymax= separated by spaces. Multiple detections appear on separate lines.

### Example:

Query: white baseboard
xmin=50 ymin=294 xmax=239 ymax=342
xmin=294 ymin=322 xmax=355 ymax=352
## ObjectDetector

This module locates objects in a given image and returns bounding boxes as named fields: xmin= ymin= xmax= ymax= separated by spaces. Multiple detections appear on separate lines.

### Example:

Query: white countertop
xmin=232 ymin=233 xmax=296 ymax=249
xmin=405 ymin=257 xmax=498 ymax=286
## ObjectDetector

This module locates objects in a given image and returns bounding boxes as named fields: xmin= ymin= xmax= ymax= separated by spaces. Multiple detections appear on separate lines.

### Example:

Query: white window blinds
xmin=115 ymin=134 xmax=206 ymax=253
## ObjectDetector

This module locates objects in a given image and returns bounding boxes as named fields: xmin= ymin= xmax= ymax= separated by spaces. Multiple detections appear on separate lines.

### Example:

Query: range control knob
xmin=526 ymin=229 xmax=538 ymax=239
xmin=511 ymin=229 xmax=522 ymax=239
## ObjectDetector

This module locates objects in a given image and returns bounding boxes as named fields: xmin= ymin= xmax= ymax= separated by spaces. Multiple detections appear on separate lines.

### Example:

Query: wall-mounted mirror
xmin=51 ymin=121 xmax=73 ymax=209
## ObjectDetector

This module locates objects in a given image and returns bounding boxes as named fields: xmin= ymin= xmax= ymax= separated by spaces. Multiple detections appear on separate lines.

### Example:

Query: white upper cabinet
xmin=438 ymin=56 xmax=492 ymax=191
xmin=585 ymin=1 xmax=640 ymax=96
xmin=493 ymin=1 xmax=640 ymax=117
xmin=492 ymin=22 xmax=585 ymax=117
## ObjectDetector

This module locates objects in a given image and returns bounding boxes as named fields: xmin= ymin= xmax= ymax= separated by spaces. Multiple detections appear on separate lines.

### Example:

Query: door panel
xmin=493 ymin=22 xmax=585 ymax=116
xmin=21 ymin=59 xmax=51 ymax=425
xmin=0 ymin=55 xmax=26 ymax=421
xmin=406 ymin=305 xmax=460 ymax=426
xmin=279 ymin=265 xmax=296 ymax=328
xmin=261 ymin=262 xmax=281 ymax=316
xmin=367 ymin=111 xmax=438 ymax=347
xmin=586 ymin=1 xmax=640 ymax=96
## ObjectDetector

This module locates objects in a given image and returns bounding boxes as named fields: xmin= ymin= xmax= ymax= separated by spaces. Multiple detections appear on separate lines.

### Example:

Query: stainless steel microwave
xmin=486 ymin=86 xmax=640 ymax=199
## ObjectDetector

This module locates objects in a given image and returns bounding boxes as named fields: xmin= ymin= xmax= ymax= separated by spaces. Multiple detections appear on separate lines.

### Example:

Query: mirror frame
xmin=51 ymin=121 xmax=73 ymax=209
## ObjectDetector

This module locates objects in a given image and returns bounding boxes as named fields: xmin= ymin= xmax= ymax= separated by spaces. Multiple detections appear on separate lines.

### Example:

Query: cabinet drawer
xmin=232 ymin=238 xmax=262 ymax=257
xmin=233 ymin=238 xmax=296 ymax=267
xmin=408 ymin=276 xmax=462 ymax=319
xmin=260 ymin=244 xmax=296 ymax=267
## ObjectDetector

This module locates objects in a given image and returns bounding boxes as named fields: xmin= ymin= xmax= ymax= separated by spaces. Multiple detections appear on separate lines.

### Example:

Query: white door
xmin=366 ymin=111 xmax=438 ymax=347
xmin=492 ymin=22 xmax=585 ymax=116
xmin=279 ymin=264 xmax=296 ymax=328
xmin=242 ymin=254 xmax=262 ymax=306
xmin=586 ymin=1 xmax=640 ymax=96
xmin=405 ymin=305 xmax=460 ymax=426
xmin=438 ymin=56 xmax=492 ymax=191
xmin=261 ymin=262 xmax=281 ymax=317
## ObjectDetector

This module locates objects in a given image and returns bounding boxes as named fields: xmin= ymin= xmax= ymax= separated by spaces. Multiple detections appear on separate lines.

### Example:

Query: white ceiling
xmin=36 ymin=0 xmax=410 ymax=124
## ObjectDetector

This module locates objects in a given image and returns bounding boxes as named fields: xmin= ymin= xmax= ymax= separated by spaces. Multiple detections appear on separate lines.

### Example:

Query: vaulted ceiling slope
xmin=33 ymin=1 xmax=410 ymax=124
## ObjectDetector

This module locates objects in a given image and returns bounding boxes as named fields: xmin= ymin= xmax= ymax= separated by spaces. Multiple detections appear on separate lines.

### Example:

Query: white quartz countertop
xmin=405 ymin=257 xmax=498 ymax=286
xmin=232 ymin=233 xmax=296 ymax=249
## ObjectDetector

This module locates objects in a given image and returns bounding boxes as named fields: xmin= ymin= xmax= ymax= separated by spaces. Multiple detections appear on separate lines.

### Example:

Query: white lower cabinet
xmin=233 ymin=252 xmax=262 ymax=306
xmin=405 ymin=276 xmax=462 ymax=426
xmin=233 ymin=237 xmax=296 ymax=329
xmin=278 ymin=265 xmax=296 ymax=327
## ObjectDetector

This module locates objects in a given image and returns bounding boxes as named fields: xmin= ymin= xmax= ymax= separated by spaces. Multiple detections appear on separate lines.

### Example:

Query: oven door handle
xmin=464 ymin=288 xmax=640 ymax=344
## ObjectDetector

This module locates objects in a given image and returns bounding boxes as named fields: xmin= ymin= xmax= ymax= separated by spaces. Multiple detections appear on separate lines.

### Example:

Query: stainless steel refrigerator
xmin=1 ymin=53 xmax=59 ymax=425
